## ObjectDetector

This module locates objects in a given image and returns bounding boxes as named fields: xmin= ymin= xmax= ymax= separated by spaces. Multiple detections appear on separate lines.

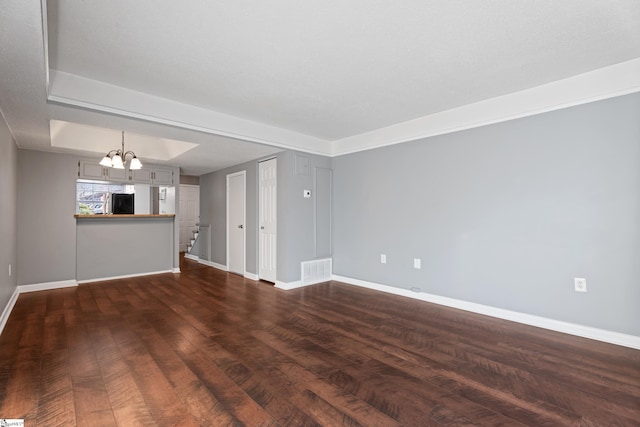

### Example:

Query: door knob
xmin=260 ymin=226 xmax=265 ymax=230
xmin=238 ymin=224 xmax=244 ymax=229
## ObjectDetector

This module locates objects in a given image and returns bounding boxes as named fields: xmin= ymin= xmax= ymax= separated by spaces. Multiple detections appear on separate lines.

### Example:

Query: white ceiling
xmin=1 ymin=1 xmax=640 ymax=175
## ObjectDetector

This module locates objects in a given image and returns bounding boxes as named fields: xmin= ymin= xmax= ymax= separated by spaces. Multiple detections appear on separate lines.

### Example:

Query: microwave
xmin=111 ymin=193 xmax=134 ymax=214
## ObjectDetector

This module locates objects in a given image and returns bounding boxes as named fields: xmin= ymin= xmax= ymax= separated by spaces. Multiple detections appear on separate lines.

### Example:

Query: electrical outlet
xmin=380 ymin=254 xmax=386 ymax=264
xmin=574 ymin=277 xmax=587 ymax=293
xmin=413 ymin=258 xmax=421 ymax=269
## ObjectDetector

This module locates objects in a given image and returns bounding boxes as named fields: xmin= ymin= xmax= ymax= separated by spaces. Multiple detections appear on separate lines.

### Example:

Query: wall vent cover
xmin=301 ymin=258 xmax=332 ymax=285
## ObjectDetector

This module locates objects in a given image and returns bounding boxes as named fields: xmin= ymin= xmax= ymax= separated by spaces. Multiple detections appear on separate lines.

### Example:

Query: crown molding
xmin=47 ymin=70 xmax=331 ymax=156
xmin=330 ymin=58 xmax=640 ymax=156
xmin=46 ymin=58 xmax=640 ymax=159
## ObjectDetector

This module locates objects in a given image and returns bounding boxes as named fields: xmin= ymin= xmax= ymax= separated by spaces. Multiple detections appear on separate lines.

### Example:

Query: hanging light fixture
xmin=99 ymin=131 xmax=143 ymax=170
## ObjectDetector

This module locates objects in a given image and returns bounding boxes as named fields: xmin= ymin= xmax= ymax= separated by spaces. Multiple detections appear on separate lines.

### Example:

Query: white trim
xmin=211 ymin=261 xmax=228 ymax=271
xmin=46 ymin=61 xmax=640 ymax=159
xmin=275 ymin=277 xmax=340 ymax=290
xmin=76 ymin=270 xmax=174 ymax=284
xmin=0 ymin=288 xmax=20 ymax=337
xmin=18 ymin=279 xmax=78 ymax=293
xmin=47 ymin=70 xmax=329 ymax=156
xmin=198 ymin=259 xmax=228 ymax=271
xmin=332 ymin=274 xmax=640 ymax=350
xmin=331 ymin=58 xmax=640 ymax=156
xmin=1 ymin=280 xmax=78 ymax=336
xmin=187 ymin=253 xmax=230 ymax=272
xmin=40 ymin=0 xmax=50 ymax=90
xmin=244 ymin=272 xmax=259 ymax=281
xmin=172 ymin=268 xmax=181 ymax=274
xmin=274 ymin=280 xmax=304 ymax=290
xmin=184 ymin=253 xmax=199 ymax=261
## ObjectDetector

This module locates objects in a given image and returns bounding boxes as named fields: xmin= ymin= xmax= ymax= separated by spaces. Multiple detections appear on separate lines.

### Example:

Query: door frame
xmin=226 ymin=171 xmax=246 ymax=275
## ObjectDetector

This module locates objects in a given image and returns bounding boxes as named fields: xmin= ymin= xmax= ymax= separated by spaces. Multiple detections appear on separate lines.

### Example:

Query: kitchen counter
xmin=75 ymin=214 xmax=176 ymax=282
xmin=74 ymin=214 xmax=175 ymax=219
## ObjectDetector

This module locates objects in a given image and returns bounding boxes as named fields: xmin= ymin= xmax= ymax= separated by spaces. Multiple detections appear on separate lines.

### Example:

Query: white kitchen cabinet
xmin=151 ymin=168 xmax=174 ymax=185
xmin=78 ymin=161 xmax=128 ymax=182
xmin=79 ymin=161 xmax=174 ymax=185
xmin=131 ymin=167 xmax=173 ymax=185
xmin=130 ymin=168 xmax=152 ymax=184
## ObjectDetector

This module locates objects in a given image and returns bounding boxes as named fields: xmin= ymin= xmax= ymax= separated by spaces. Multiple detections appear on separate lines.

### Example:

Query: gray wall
xmin=333 ymin=93 xmax=640 ymax=336
xmin=278 ymin=151 xmax=333 ymax=282
xmin=0 ymin=113 xmax=18 ymax=311
xmin=17 ymin=150 xmax=181 ymax=284
xmin=199 ymin=150 xmax=332 ymax=282
xmin=18 ymin=150 xmax=77 ymax=285
xmin=199 ymin=158 xmax=258 ymax=271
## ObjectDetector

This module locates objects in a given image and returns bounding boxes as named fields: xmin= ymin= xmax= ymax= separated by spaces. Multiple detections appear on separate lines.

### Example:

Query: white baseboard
xmin=0 ymin=288 xmax=20 ymax=338
xmin=1 ymin=280 xmax=78 ymax=337
xmin=186 ymin=256 xmax=229 ymax=273
xmin=275 ymin=276 xmax=335 ymax=290
xmin=211 ymin=262 xmax=227 ymax=271
xmin=275 ymin=280 xmax=303 ymax=290
xmin=332 ymin=274 xmax=640 ymax=350
xmin=244 ymin=272 xmax=259 ymax=281
xmin=76 ymin=270 xmax=174 ymax=284
xmin=18 ymin=279 xmax=78 ymax=293
xmin=172 ymin=268 xmax=181 ymax=274
xmin=198 ymin=259 xmax=228 ymax=271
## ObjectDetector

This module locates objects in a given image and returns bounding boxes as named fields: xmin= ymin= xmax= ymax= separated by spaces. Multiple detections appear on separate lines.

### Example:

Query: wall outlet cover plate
xmin=574 ymin=277 xmax=587 ymax=292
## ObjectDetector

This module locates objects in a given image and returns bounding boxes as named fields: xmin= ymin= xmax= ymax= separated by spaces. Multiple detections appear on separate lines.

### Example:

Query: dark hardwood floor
xmin=1 ymin=256 xmax=639 ymax=426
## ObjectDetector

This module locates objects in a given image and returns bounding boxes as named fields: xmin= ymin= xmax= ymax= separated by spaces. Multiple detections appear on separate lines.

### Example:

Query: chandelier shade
xmin=99 ymin=131 xmax=142 ymax=170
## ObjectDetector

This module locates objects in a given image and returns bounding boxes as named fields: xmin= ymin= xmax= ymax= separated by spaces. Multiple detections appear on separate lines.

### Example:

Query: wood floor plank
xmin=84 ymin=321 xmax=158 ymax=426
xmin=35 ymin=349 xmax=76 ymax=427
xmin=0 ymin=351 xmax=42 ymax=421
xmin=110 ymin=315 xmax=210 ymax=426
xmin=72 ymin=376 xmax=116 ymax=426
xmin=287 ymin=311 xmax=565 ymax=425
xmin=137 ymin=318 xmax=264 ymax=426
xmin=0 ymin=255 xmax=639 ymax=426
xmin=142 ymin=308 xmax=294 ymax=425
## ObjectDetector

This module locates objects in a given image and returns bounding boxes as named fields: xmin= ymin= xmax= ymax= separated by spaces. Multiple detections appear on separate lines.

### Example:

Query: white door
xmin=179 ymin=185 xmax=200 ymax=252
xmin=259 ymin=158 xmax=277 ymax=282
xmin=227 ymin=172 xmax=245 ymax=275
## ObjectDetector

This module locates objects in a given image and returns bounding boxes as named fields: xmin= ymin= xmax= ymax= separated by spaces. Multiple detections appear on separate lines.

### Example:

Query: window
xmin=76 ymin=180 xmax=131 ymax=214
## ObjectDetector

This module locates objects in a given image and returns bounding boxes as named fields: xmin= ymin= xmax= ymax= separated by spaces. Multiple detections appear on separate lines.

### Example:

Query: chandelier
xmin=99 ymin=131 xmax=142 ymax=170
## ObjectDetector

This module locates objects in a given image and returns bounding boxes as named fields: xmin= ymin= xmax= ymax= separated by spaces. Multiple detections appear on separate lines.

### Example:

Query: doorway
xmin=259 ymin=158 xmax=277 ymax=282
xmin=227 ymin=171 xmax=246 ymax=275
xmin=179 ymin=184 xmax=200 ymax=252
